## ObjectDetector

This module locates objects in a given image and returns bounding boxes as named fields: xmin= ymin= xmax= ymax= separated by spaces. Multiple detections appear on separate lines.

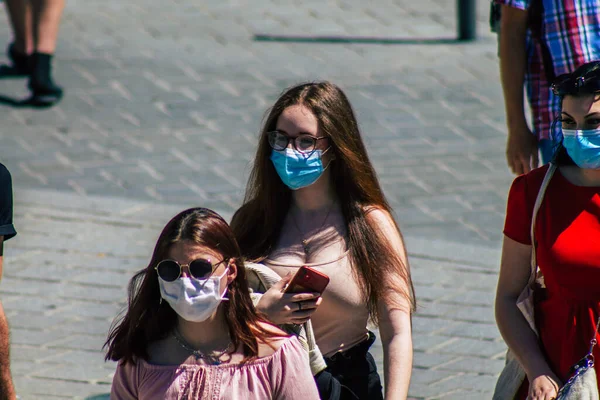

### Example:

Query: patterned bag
xmin=555 ymin=317 xmax=600 ymax=399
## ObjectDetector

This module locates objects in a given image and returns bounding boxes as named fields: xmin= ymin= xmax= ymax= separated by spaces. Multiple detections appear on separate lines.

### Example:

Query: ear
xmin=226 ymin=258 xmax=238 ymax=284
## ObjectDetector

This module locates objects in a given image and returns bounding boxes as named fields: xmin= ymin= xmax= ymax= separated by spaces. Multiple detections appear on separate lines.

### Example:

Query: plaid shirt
xmin=494 ymin=0 xmax=600 ymax=140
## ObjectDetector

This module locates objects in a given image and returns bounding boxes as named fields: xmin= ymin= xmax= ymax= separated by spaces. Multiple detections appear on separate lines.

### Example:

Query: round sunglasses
xmin=155 ymin=258 xmax=227 ymax=282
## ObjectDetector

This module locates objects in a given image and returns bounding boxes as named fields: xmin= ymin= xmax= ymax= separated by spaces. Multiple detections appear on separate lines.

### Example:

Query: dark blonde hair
xmin=105 ymin=208 xmax=284 ymax=364
xmin=231 ymin=82 xmax=416 ymax=322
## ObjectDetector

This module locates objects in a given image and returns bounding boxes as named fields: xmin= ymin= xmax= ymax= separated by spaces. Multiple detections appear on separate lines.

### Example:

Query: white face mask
xmin=159 ymin=267 xmax=229 ymax=322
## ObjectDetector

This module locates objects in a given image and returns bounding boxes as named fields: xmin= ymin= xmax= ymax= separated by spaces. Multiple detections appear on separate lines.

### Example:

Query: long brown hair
xmin=104 ymin=208 xmax=283 ymax=364
xmin=231 ymin=82 xmax=416 ymax=323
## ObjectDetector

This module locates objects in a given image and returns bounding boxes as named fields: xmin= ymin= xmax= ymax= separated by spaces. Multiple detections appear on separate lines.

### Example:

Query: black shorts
xmin=314 ymin=331 xmax=383 ymax=400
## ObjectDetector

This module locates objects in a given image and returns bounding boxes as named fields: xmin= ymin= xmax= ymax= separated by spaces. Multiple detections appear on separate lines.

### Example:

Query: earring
xmin=159 ymin=297 xmax=163 ymax=305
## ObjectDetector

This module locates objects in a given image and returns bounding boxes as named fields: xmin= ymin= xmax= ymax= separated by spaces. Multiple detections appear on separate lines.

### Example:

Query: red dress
xmin=504 ymin=165 xmax=600 ymax=397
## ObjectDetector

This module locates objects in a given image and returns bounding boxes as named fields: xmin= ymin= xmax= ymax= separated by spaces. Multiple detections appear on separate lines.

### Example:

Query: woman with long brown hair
xmin=104 ymin=207 xmax=319 ymax=399
xmin=231 ymin=82 xmax=415 ymax=400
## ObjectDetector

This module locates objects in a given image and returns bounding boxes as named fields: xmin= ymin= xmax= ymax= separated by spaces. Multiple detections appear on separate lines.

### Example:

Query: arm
xmin=378 ymin=300 xmax=412 ymax=400
xmin=0 ymin=236 xmax=16 ymax=400
xmin=495 ymin=235 xmax=560 ymax=398
xmin=368 ymin=210 xmax=413 ymax=400
xmin=500 ymin=5 xmax=539 ymax=175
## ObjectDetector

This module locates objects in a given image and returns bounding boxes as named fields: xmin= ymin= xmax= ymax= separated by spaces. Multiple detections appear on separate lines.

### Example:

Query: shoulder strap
xmin=528 ymin=164 xmax=557 ymax=285
xmin=528 ymin=0 xmax=556 ymax=83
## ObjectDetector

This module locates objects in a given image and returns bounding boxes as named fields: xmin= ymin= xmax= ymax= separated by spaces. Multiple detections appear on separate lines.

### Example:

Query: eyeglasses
xmin=551 ymin=74 xmax=600 ymax=96
xmin=267 ymin=131 xmax=328 ymax=155
xmin=155 ymin=258 xmax=227 ymax=282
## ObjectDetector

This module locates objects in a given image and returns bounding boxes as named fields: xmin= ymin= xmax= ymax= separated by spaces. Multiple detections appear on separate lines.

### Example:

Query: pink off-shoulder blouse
xmin=110 ymin=335 xmax=319 ymax=400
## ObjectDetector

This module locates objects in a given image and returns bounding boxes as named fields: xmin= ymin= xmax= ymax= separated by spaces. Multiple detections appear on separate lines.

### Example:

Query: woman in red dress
xmin=496 ymin=61 xmax=600 ymax=400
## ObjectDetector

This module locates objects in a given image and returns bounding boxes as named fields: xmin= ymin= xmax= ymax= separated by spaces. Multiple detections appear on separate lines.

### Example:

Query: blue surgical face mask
xmin=562 ymin=128 xmax=600 ymax=169
xmin=270 ymin=148 xmax=331 ymax=190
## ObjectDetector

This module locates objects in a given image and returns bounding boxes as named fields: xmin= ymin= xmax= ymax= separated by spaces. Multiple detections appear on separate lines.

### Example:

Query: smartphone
xmin=284 ymin=266 xmax=330 ymax=294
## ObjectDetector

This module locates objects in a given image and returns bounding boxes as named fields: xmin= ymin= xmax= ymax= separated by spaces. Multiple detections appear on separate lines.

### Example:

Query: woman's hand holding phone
xmin=256 ymin=273 xmax=323 ymax=325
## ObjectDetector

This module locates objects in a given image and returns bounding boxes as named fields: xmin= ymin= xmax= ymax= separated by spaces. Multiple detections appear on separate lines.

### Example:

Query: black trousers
xmin=314 ymin=331 xmax=384 ymax=400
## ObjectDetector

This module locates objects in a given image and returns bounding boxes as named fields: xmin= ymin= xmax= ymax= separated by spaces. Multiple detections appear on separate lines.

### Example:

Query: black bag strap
xmin=527 ymin=163 xmax=556 ymax=286
xmin=528 ymin=0 xmax=556 ymax=84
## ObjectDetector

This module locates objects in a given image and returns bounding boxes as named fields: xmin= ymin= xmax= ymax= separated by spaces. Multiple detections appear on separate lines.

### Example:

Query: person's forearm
xmin=495 ymin=297 xmax=552 ymax=377
xmin=500 ymin=10 xmax=529 ymax=130
xmin=382 ymin=332 xmax=412 ymax=400
xmin=0 ymin=301 xmax=15 ymax=400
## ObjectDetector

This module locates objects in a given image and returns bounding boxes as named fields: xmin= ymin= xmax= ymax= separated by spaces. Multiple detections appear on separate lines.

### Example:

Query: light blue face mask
xmin=562 ymin=128 xmax=600 ymax=169
xmin=270 ymin=148 xmax=331 ymax=190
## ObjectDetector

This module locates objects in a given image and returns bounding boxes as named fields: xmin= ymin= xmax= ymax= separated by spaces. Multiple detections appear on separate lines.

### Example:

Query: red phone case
xmin=285 ymin=266 xmax=330 ymax=294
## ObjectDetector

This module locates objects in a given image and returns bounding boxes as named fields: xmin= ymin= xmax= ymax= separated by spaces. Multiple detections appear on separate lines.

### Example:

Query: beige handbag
xmin=492 ymin=164 xmax=556 ymax=400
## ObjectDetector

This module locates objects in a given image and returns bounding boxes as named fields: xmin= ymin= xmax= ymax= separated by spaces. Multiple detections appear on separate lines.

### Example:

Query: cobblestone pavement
xmin=1 ymin=0 xmax=514 ymax=398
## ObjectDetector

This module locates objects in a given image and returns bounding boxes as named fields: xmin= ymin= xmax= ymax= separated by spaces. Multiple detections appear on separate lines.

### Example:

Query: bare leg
xmin=0 ymin=301 xmax=14 ymax=400
xmin=4 ymin=0 xmax=34 ymax=54
xmin=31 ymin=0 xmax=65 ymax=54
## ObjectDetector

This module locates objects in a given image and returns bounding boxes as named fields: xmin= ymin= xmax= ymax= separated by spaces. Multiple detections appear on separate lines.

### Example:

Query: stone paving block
xmin=434 ymin=356 xmax=505 ymax=375
xmin=407 ymin=381 xmax=465 ymax=399
xmin=57 ymin=284 xmax=129 ymax=304
xmin=1 ymin=294 xmax=69 ymax=313
xmin=7 ymin=313 xmax=69 ymax=331
xmin=9 ymin=328 xmax=68 ymax=347
xmin=33 ymin=364 xmax=113 ymax=384
xmin=412 ymin=334 xmax=455 ymax=353
xmin=435 ymin=337 xmax=506 ymax=358
xmin=47 ymin=334 xmax=106 ymax=352
xmin=431 ymin=372 xmax=498 ymax=392
xmin=441 ymin=289 xmax=495 ymax=307
xmin=67 ymin=271 xmax=130 ymax=288
xmin=39 ymin=349 xmax=106 ymax=366
xmin=53 ymin=319 xmax=113 ymax=337
xmin=13 ymin=376 xmax=110 ymax=399
xmin=412 ymin=352 xmax=458 ymax=369
xmin=52 ymin=301 xmax=122 ymax=320
xmin=10 ymin=345 xmax=67 ymax=362
xmin=413 ymin=285 xmax=454 ymax=302
xmin=411 ymin=316 xmax=448 ymax=334
xmin=412 ymin=271 xmax=496 ymax=293
xmin=437 ymin=321 xmax=501 ymax=341
xmin=409 ymin=369 xmax=450 ymax=385
xmin=438 ymin=390 xmax=493 ymax=400
xmin=0 ymin=276 xmax=46 ymax=296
